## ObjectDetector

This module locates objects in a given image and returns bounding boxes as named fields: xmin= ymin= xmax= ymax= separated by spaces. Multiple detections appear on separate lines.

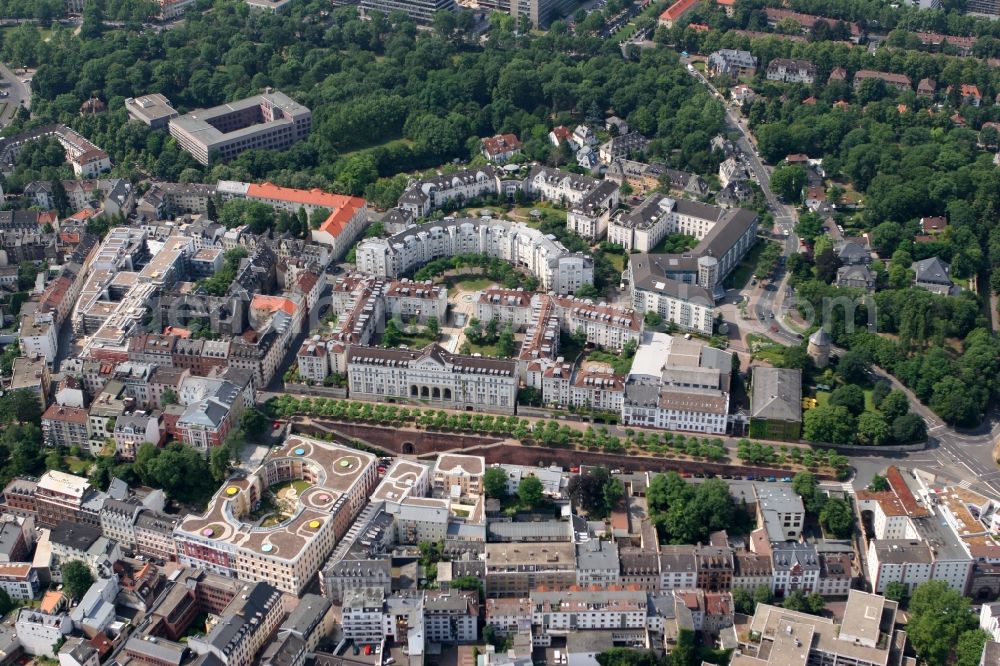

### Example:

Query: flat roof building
xmin=169 ymin=91 xmax=311 ymax=165
xmin=125 ymin=94 xmax=179 ymax=128
xmin=174 ymin=435 xmax=378 ymax=594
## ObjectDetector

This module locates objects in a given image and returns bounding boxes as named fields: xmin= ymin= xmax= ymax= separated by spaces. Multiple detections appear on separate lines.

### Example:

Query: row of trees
xmin=735 ymin=439 xmax=850 ymax=477
xmin=266 ymin=395 xmax=740 ymax=462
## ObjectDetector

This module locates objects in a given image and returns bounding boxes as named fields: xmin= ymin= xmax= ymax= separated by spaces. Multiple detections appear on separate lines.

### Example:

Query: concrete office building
xmin=475 ymin=0 xmax=576 ymax=27
xmin=169 ymin=91 xmax=311 ymax=165
xmin=125 ymin=94 xmax=179 ymax=128
xmin=359 ymin=0 xmax=457 ymax=24
xmin=622 ymin=332 xmax=733 ymax=434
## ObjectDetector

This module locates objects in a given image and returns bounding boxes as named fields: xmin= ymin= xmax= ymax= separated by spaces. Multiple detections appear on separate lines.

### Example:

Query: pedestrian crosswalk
xmin=959 ymin=480 xmax=973 ymax=489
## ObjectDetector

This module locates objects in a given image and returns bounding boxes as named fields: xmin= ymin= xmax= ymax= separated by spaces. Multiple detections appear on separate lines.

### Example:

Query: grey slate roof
xmin=750 ymin=367 xmax=802 ymax=422
xmin=912 ymin=256 xmax=951 ymax=285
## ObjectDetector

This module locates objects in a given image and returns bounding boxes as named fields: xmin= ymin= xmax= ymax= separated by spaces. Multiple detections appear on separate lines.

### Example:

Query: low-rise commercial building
xmin=622 ymin=332 xmax=732 ymax=434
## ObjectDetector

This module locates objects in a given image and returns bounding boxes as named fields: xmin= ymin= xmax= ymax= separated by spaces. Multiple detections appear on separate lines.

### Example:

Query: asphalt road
xmin=0 ymin=62 xmax=31 ymax=128
xmin=683 ymin=60 xmax=1000 ymax=498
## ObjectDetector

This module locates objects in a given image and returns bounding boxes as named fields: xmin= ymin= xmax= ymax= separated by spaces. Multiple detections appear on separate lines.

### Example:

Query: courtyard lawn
xmin=396 ymin=330 xmax=438 ymax=349
xmin=649 ymin=233 xmax=698 ymax=255
xmin=605 ymin=251 xmax=625 ymax=274
xmin=465 ymin=342 xmax=500 ymax=357
xmin=446 ymin=276 xmax=494 ymax=296
xmin=65 ymin=456 xmax=91 ymax=475
xmin=586 ymin=350 xmax=633 ymax=375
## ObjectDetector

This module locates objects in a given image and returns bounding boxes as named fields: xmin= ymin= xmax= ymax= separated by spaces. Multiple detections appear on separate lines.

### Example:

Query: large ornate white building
xmin=355 ymin=218 xmax=593 ymax=295
xmin=397 ymin=167 xmax=499 ymax=217
xmin=347 ymin=344 xmax=518 ymax=414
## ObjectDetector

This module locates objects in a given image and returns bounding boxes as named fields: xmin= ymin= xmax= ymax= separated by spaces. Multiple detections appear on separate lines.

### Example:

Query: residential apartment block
xmin=174 ymin=436 xmax=378 ymax=594
xmin=615 ymin=197 xmax=757 ymax=334
xmin=356 ymin=217 xmax=593 ymax=296
xmin=765 ymin=59 xmax=816 ymax=84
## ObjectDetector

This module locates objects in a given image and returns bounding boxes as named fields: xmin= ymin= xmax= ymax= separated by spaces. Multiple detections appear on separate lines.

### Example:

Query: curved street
xmin=685 ymin=61 xmax=1000 ymax=498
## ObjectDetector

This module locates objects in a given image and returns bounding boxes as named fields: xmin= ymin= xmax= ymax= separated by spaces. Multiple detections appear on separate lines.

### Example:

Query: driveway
xmin=0 ymin=62 xmax=31 ymax=128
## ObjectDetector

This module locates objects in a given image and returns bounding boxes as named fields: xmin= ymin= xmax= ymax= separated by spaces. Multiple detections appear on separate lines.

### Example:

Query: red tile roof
xmin=481 ymin=134 xmax=522 ymax=158
xmin=250 ymin=294 xmax=298 ymax=317
xmin=920 ymin=216 xmax=947 ymax=233
xmin=660 ymin=0 xmax=699 ymax=22
xmin=550 ymin=126 xmax=572 ymax=143
xmin=961 ymin=84 xmax=982 ymax=98
xmin=68 ymin=208 xmax=98 ymax=221
xmin=297 ymin=271 xmax=319 ymax=294
xmin=764 ymin=8 xmax=861 ymax=36
xmin=246 ymin=182 xmax=366 ymax=241
xmin=854 ymin=70 xmax=912 ymax=86
xmin=42 ymin=405 xmax=89 ymax=425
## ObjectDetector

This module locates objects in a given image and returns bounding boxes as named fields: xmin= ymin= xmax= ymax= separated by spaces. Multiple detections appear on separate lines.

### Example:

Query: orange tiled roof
xmin=246 ymin=182 xmax=366 ymax=240
xmin=551 ymin=126 xmax=572 ymax=142
xmin=40 ymin=591 xmax=65 ymax=614
xmin=887 ymin=466 xmax=930 ymax=517
xmin=69 ymin=208 xmax=98 ymax=221
xmin=250 ymin=294 xmax=298 ymax=317
xmin=660 ymin=0 xmax=698 ymax=21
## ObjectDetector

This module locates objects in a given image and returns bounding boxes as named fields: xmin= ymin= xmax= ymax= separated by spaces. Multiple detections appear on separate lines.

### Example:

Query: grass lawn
xmin=816 ymin=389 xmax=876 ymax=412
xmin=65 ymin=456 xmax=91 ymax=475
xmin=724 ymin=239 xmax=770 ymax=289
xmin=397 ymin=331 xmax=438 ymax=349
xmin=586 ymin=350 xmax=634 ymax=375
xmin=512 ymin=203 xmax=566 ymax=221
xmin=340 ymin=137 xmax=413 ymax=159
xmin=605 ymin=252 xmax=626 ymax=273
xmin=465 ymin=342 xmax=501 ymax=357
xmin=446 ymin=276 xmax=494 ymax=296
